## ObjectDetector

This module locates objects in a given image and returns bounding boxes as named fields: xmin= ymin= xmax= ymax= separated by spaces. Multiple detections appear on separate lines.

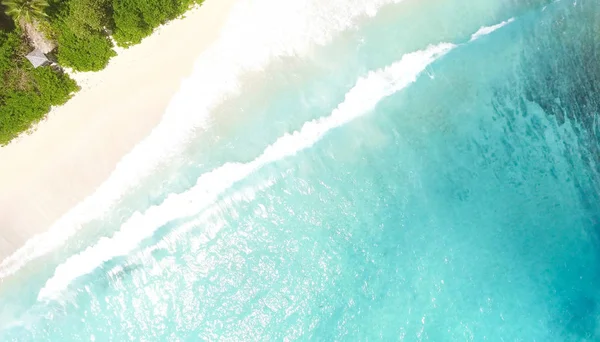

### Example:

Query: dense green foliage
xmin=47 ymin=0 xmax=115 ymax=71
xmin=65 ymin=0 xmax=111 ymax=37
xmin=55 ymin=24 xmax=115 ymax=71
xmin=0 ymin=0 xmax=203 ymax=144
xmin=0 ymin=29 xmax=78 ymax=144
xmin=1 ymin=0 xmax=48 ymax=24
xmin=112 ymin=0 xmax=200 ymax=47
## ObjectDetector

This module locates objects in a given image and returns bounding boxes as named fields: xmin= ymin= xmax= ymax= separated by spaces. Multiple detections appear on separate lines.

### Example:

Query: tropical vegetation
xmin=3 ymin=0 xmax=47 ymax=23
xmin=0 ymin=0 xmax=203 ymax=145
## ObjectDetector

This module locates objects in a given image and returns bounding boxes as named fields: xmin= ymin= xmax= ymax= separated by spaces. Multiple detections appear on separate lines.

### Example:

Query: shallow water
xmin=2 ymin=0 xmax=600 ymax=340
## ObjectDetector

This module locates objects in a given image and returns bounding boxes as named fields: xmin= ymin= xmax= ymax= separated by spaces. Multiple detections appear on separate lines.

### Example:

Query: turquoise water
xmin=2 ymin=0 xmax=600 ymax=340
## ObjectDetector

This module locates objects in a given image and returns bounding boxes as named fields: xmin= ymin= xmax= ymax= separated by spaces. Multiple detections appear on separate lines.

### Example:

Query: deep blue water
xmin=1 ymin=0 xmax=600 ymax=340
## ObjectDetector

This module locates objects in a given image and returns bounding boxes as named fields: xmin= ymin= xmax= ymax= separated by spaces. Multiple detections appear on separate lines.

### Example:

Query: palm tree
xmin=2 ymin=0 xmax=48 ymax=24
xmin=1 ymin=0 xmax=54 ymax=53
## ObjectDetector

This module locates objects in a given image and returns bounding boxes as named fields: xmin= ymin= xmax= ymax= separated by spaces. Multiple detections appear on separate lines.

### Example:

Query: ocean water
xmin=2 ymin=0 xmax=600 ymax=340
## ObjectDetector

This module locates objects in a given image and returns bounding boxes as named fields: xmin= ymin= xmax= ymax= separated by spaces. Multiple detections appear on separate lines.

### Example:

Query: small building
xmin=26 ymin=49 xmax=50 ymax=68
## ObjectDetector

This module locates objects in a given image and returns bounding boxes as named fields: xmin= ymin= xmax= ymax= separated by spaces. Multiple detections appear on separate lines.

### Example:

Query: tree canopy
xmin=0 ymin=29 xmax=78 ymax=144
xmin=1 ymin=0 xmax=48 ymax=24
xmin=65 ymin=0 xmax=112 ymax=37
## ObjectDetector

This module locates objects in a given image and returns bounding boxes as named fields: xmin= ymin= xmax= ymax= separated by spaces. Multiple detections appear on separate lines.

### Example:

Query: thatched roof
xmin=26 ymin=49 xmax=49 ymax=68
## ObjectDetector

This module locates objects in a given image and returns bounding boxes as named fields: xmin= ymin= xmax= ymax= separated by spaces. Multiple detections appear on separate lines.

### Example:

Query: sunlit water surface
xmin=1 ymin=0 xmax=600 ymax=340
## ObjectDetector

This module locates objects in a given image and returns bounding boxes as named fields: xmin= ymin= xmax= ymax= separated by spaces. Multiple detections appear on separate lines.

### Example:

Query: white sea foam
xmin=469 ymin=18 xmax=515 ymax=42
xmin=37 ymin=42 xmax=456 ymax=301
xmin=0 ymin=0 xmax=407 ymax=279
xmin=138 ymin=176 xmax=278 ymax=260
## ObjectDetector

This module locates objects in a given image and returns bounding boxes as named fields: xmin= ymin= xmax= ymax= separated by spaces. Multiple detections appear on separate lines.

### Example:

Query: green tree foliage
xmin=55 ymin=21 xmax=116 ymax=71
xmin=0 ymin=26 xmax=20 ymax=70
xmin=65 ymin=0 xmax=111 ymax=37
xmin=112 ymin=0 xmax=178 ymax=47
xmin=3 ymin=0 xmax=55 ymax=54
xmin=1 ymin=0 xmax=48 ymax=24
xmin=0 ymin=30 xmax=78 ymax=145
xmin=112 ymin=0 xmax=199 ymax=47
xmin=51 ymin=0 xmax=115 ymax=71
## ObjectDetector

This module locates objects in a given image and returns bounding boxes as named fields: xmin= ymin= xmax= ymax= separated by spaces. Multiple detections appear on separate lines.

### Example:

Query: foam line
xmin=38 ymin=42 xmax=456 ymax=301
xmin=470 ymin=18 xmax=515 ymax=42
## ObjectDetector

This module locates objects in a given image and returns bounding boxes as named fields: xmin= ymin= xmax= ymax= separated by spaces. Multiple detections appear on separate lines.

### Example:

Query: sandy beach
xmin=0 ymin=0 xmax=237 ymax=262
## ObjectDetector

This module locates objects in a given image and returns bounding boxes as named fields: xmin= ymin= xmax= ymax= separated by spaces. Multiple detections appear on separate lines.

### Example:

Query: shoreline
xmin=0 ymin=0 xmax=237 ymax=262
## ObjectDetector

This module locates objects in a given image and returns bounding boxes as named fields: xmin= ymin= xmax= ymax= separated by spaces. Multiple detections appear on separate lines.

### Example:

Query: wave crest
xmin=38 ymin=42 xmax=456 ymax=301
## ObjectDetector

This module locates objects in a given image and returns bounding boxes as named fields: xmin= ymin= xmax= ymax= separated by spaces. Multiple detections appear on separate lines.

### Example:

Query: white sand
xmin=0 ymin=0 xmax=237 ymax=261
